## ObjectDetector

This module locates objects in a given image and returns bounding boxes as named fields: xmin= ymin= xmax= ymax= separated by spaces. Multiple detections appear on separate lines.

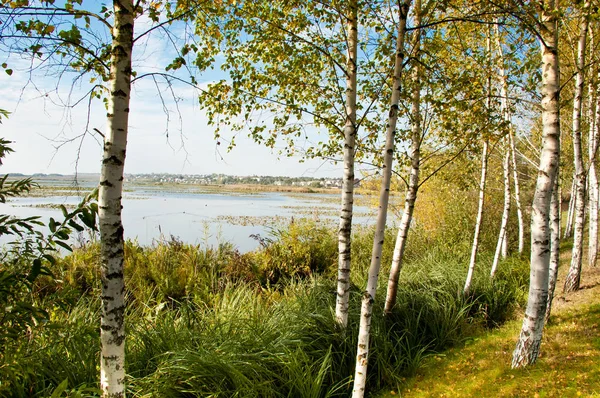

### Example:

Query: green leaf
xmin=49 ymin=217 xmax=57 ymax=233
xmin=5 ymin=69 xmax=13 ymax=76
xmin=68 ymin=219 xmax=84 ymax=232
xmin=50 ymin=379 xmax=69 ymax=398
xmin=27 ymin=258 xmax=42 ymax=282
xmin=55 ymin=230 xmax=69 ymax=240
xmin=54 ymin=240 xmax=73 ymax=252
xmin=43 ymin=254 xmax=56 ymax=264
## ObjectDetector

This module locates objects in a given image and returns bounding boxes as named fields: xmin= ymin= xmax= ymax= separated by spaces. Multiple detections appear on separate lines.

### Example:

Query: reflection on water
xmin=0 ymin=186 xmax=377 ymax=252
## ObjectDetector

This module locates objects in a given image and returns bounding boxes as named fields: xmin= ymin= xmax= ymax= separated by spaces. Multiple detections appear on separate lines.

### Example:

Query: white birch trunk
xmin=509 ymin=131 xmax=525 ymax=253
xmin=352 ymin=4 xmax=410 ymax=395
xmin=564 ymin=178 xmax=576 ymax=238
xmin=588 ymin=61 xmax=599 ymax=267
xmin=383 ymin=0 xmax=422 ymax=315
xmin=511 ymin=1 xmax=560 ymax=368
xmin=564 ymin=2 xmax=590 ymax=293
xmin=464 ymin=140 xmax=488 ymax=294
xmin=508 ymin=129 xmax=525 ymax=254
xmin=495 ymin=25 xmax=525 ymax=254
xmin=546 ymin=176 xmax=561 ymax=323
xmin=99 ymin=1 xmax=134 ymax=396
xmin=501 ymin=149 xmax=511 ymax=259
xmin=335 ymin=0 xmax=359 ymax=328
xmin=491 ymin=148 xmax=511 ymax=278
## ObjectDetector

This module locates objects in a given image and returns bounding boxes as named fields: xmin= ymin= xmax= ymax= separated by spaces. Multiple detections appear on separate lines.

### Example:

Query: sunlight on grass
xmin=378 ymin=302 xmax=600 ymax=398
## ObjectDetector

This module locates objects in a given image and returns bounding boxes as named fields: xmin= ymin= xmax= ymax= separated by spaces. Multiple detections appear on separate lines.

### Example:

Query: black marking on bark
xmin=105 ymin=271 xmax=124 ymax=280
xmin=100 ymin=180 xmax=114 ymax=187
xmin=115 ymin=225 xmax=124 ymax=238
xmin=121 ymin=23 xmax=134 ymax=32
xmin=103 ymin=156 xmax=124 ymax=166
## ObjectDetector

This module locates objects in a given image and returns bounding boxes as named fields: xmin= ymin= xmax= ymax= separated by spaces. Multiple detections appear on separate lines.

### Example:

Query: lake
xmin=0 ymin=182 xmax=381 ymax=252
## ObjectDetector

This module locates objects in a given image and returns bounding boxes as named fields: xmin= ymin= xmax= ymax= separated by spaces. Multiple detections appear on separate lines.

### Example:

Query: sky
xmin=0 ymin=10 xmax=343 ymax=178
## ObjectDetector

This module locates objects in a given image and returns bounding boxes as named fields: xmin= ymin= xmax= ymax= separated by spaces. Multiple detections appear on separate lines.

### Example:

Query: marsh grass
xmin=1 ymin=218 xmax=529 ymax=397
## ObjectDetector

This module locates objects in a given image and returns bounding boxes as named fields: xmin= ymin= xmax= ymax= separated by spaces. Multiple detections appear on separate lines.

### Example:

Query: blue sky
xmin=0 ymin=9 xmax=342 ymax=178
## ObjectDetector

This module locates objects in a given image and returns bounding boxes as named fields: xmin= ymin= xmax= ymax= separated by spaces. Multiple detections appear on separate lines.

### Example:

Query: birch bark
xmin=352 ymin=5 xmax=410 ymax=394
xmin=509 ymin=130 xmax=525 ymax=254
xmin=512 ymin=0 xmax=560 ymax=368
xmin=464 ymin=140 xmax=488 ymax=294
xmin=383 ymin=0 xmax=422 ymax=315
xmin=546 ymin=176 xmax=561 ymax=323
xmin=564 ymin=178 xmax=576 ymax=238
xmin=465 ymin=26 xmax=494 ymax=293
xmin=495 ymin=23 xmax=525 ymax=254
xmin=335 ymin=0 xmax=359 ymax=327
xmin=99 ymin=1 xmax=134 ymax=396
xmin=564 ymin=1 xmax=590 ymax=293
xmin=491 ymin=148 xmax=511 ymax=278
xmin=588 ymin=61 xmax=599 ymax=267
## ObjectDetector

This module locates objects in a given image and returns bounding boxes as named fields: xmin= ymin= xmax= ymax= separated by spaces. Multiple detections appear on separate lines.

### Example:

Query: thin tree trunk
xmin=491 ymin=147 xmax=511 ymax=277
xmin=564 ymin=178 xmax=576 ymax=238
xmin=383 ymin=0 xmax=422 ymax=315
xmin=352 ymin=4 xmax=410 ymax=395
xmin=508 ymin=129 xmax=525 ymax=254
xmin=464 ymin=140 xmax=488 ymax=294
xmin=502 ymin=149 xmax=511 ymax=258
xmin=589 ymin=54 xmax=599 ymax=267
xmin=99 ymin=1 xmax=134 ymax=396
xmin=495 ymin=24 xmax=525 ymax=254
xmin=511 ymin=0 xmax=560 ymax=368
xmin=546 ymin=176 xmax=561 ymax=323
xmin=509 ymin=131 xmax=525 ymax=253
xmin=465 ymin=25 xmax=492 ymax=293
xmin=335 ymin=0 xmax=359 ymax=327
xmin=564 ymin=1 xmax=591 ymax=293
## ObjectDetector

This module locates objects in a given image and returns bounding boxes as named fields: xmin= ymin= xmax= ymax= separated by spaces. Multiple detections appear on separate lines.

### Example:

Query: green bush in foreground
xmin=0 ymin=220 xmax=528 ymax=397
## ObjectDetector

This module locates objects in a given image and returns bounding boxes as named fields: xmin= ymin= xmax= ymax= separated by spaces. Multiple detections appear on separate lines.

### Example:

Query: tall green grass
xmin=1 ymin=219 xmax=528 ymax=397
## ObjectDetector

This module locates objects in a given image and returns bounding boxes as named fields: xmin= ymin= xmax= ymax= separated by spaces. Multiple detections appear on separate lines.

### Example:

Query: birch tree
xmin=546 ymin=176 xmax=560 ymax=323
xmin=588 ymin=33 xmax=599 ymax=267
xmin=335 ymin=0 xmax=359 ymax=327
xmin=378 ymin=3 xmax=499 ymax=309
xmin=0 ymin=2 xmax=130 ymax=393
xmin=564 ymin=0 xmax=591 ymax=293
xmin=383 ymin=0 xmax=421 ymax=315
xmin=465 ymin=26 xmax=492 ymax=294
xmin=512 ymin=0 xmax=560 ymax=368
xmin=465 ymin=139 xmax=489 ymax=292
xmin=353 ymin=4 xmax=411 ymax=393
xmin=564 ymin=178 xmax=576 ymax=238
xmin=194 ymin=0 xmax=390 ymax=328
xmin=97 ymin=1 xmax=134 ymax=395
xmin=491 ymin=148 xmax=511 ymax=278
xmin=0 ymin=1 xmax=213 ymax=394
xmin=496 ymin=22 xmax=525 ymax=254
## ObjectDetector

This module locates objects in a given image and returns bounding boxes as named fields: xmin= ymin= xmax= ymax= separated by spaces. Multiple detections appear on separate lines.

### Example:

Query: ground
xmin=379 ymin=255 xmax=600 ymax=397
